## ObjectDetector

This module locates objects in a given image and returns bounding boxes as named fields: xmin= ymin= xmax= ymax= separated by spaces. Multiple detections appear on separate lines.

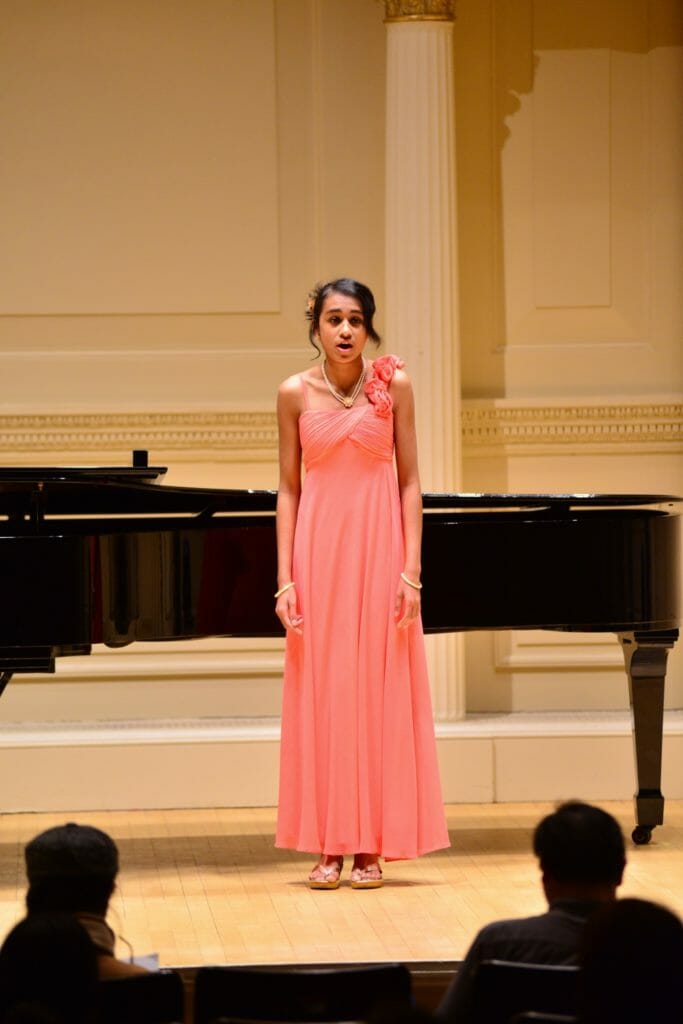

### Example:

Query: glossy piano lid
xmin=0 ymin=479 xmax=276 ymax=517
xmin=0 ymin=465 xmax=167 ymax=483
xmin=421 ymin=493 xmax=683 ymax=509
xmin=0 ymin=466 xmax=679 ymax=517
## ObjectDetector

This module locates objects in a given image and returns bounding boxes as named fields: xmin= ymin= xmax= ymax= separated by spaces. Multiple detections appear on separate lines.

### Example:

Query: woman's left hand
xmin=395 ymin=576 xmax=421 ymax=629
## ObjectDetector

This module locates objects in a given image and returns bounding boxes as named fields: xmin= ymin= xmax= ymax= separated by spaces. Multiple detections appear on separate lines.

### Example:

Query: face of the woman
xmin=317 ymin=292 xmax=369 ymax=364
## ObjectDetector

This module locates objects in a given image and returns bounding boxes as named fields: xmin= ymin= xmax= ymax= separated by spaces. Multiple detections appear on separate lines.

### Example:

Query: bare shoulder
xmin=390 ymin=366 xmax=414 ymax=401
xmin=277 ymin=372 xmax=306 ymax=411
xmin=391 ymin=366 xmax=412 ymax=389
xmin=278 ymin=372 xmax=303 ymax=395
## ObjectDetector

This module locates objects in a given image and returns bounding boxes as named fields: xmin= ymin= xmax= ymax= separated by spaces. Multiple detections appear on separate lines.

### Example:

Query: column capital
xmin=384 ymin=1 xmax=455 ymax=23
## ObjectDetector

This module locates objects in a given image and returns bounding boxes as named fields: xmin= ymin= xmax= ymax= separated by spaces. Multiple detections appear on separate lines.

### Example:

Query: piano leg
xmin=619 ymin=629 xmax=679 ymax=845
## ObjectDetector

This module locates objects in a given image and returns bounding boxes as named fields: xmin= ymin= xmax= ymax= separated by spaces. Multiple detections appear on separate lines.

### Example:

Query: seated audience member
xmin=579 ymin=897 xmax=683 ymax=1024
xmin=436 ymin=801 xmax=625 ymax=1023
xmin=0 ymin=911 xmax=99 ymax=1024
xmin=24 ymin=822 xmax=148 ymax=980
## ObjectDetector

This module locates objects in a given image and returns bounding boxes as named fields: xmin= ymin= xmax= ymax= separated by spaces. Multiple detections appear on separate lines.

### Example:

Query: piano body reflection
xmin=0 ymin=458 xmax=680 ymax=845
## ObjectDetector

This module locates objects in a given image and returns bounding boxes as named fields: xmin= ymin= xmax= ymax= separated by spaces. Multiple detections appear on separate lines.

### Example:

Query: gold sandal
xmin=308 ymin=857 xmax=343 ymax=890
xmin=350 ymin=862 xmax=383 ymax=890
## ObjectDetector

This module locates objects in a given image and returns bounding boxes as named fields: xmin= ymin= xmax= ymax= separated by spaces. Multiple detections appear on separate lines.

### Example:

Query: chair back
xmin=193 ymin=963 xmax=412 ymax=1024
xmin=470 ymin=960 xmax=579 ymax=1024
xmin=98 ymin=969 xmax=185 ymax=1024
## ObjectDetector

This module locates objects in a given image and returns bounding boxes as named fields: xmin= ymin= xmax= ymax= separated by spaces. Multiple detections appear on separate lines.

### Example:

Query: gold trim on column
xmin=384 ymin=0 xmax=455 ymax=23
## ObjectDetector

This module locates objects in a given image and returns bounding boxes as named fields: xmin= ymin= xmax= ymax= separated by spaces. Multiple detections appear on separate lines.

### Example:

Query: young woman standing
xmin=275 ymin=278 xmax=448 ymax=888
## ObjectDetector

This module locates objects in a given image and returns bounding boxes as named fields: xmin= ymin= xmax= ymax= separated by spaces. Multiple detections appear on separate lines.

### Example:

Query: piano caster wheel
xmin=631 ymin=825 xmax=653 ymax=846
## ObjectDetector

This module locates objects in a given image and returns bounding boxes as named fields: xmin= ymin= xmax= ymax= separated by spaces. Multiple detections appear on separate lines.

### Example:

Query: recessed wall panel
xmin=500 ymin=1 xmax=649 ymax=349
xmin=0 ymin=0 xmax=280 ymax=314
xmin=533 ymin=50 xmax=611 ymax=309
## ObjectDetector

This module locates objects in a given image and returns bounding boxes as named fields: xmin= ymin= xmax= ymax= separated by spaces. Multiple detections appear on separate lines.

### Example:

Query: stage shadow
xmin=0 ymin=824 xmax=539 ymax=884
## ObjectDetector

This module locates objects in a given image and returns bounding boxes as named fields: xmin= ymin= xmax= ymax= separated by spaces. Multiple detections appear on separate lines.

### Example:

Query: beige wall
xmin=454 ymin=0 xmax=683 ymax=725
xmin=0 ymin=0 xmax=386 ymax=414
xmin=455 ymin=0 xmax=683 ymax=400
xmin=0 ymin=0 xmax=681 ymax=809
xmin=0 ymin=0 xmax=387 ymax=808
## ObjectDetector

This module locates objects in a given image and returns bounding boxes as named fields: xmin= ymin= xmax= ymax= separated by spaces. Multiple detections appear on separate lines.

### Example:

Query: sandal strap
xmin=311 ymin=858 xmax=343 ymax=881
xmin=350 ymin=864 xmax=382 ymax=880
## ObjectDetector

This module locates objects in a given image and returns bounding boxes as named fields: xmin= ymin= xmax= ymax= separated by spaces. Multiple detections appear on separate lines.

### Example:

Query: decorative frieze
xmin=384 ymin=0 xmax=455 ymax=22
xmin=0 ymin=410 xmax=279 ymax=461
xmin=0 ymin=402 xmax=680 ymax=461
xmin=462 ymin=400 xmax=683 ymax=454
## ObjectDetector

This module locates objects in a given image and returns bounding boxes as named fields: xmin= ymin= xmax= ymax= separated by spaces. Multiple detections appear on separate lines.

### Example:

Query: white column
xmin=384 ymin=3 xmax=464 ymax=720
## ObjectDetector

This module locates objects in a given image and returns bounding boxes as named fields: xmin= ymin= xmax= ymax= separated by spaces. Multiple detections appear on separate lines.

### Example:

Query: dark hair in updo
xmin=306 ymin=278 xmax=381 ymax=355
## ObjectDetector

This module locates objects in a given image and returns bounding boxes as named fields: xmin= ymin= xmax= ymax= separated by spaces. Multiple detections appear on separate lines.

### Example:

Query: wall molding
xmin=0 ymin=716 xmax=282 ymax=748
xmin=3 ymin=708 xmax=681 ymax=749
xmin=493 ymin=630 xmax=624 ymax=671
xmin=462 ymin=398 xmax=683 ymax=455
xmin=0 ymin=712 xmax=682 ymax=810
xmin=47 ymin=646 xmax=284 ymax=682
xmin=0 ymin=410 xmax=279 ymax=462
xmin=439 ymin=709 xmax=683 ymax=738
xmin=1 ymin=400 xmax=681 ymax=462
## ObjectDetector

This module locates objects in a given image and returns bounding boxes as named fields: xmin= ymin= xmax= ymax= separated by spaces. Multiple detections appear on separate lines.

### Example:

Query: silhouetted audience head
xmin=0 ymin=912 xmax=99 ymax=1024
xmin=579 ymin=897 xmax=683 ymax=1023
xmin=533 ymin=801 xmax=625 ymax=897
xmin=24 ymin=823 xmax=118 ymax=917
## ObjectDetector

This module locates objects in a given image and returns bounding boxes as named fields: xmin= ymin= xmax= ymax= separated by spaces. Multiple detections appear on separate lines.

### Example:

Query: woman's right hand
xmin=276 ymin=589 xmax=303 ymax=635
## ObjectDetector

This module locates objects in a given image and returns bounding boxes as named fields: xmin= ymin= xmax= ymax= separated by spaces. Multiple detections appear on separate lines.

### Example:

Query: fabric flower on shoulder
xmin=364 ymin=354 xmax=405 ymax=417
xmin=373 ymin=354 xmax=405 ymax=382
xmin=364 ymin=378 xmax=393 ymax=417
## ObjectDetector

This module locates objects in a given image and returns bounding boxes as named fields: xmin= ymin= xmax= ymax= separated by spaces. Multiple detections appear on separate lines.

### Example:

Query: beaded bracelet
xmin=400 ymin=572 xmax=422 ymax=591
xmin=274 ymin=581 xmax=296 ymax=599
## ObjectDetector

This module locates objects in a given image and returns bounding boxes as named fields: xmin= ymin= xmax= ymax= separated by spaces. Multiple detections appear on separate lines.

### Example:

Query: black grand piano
xmin=0 ymin=454 xmax=680 ymax=845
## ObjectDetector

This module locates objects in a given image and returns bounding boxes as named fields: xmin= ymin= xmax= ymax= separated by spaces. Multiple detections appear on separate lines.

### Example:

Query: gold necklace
xmin=321 ymin=358 xmax=366 ymax=408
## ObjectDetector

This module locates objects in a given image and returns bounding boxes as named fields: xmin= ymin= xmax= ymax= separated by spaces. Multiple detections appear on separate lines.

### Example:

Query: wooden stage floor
xmin=1 ymin=801 xmax=681 ymax=972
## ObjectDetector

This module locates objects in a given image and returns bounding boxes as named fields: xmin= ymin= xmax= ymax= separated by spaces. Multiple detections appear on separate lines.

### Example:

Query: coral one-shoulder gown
xmin=275 ymin=356 xmax=449 ymax=859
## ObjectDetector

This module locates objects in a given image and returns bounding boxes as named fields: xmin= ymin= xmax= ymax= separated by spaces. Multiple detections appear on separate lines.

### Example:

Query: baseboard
xmin=2 ymin=711 xmax=682 ymax=813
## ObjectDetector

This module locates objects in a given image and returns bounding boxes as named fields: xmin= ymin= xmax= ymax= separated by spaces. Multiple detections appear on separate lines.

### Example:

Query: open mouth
xmin=338 ymin=342 xmax=353 ymax=351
